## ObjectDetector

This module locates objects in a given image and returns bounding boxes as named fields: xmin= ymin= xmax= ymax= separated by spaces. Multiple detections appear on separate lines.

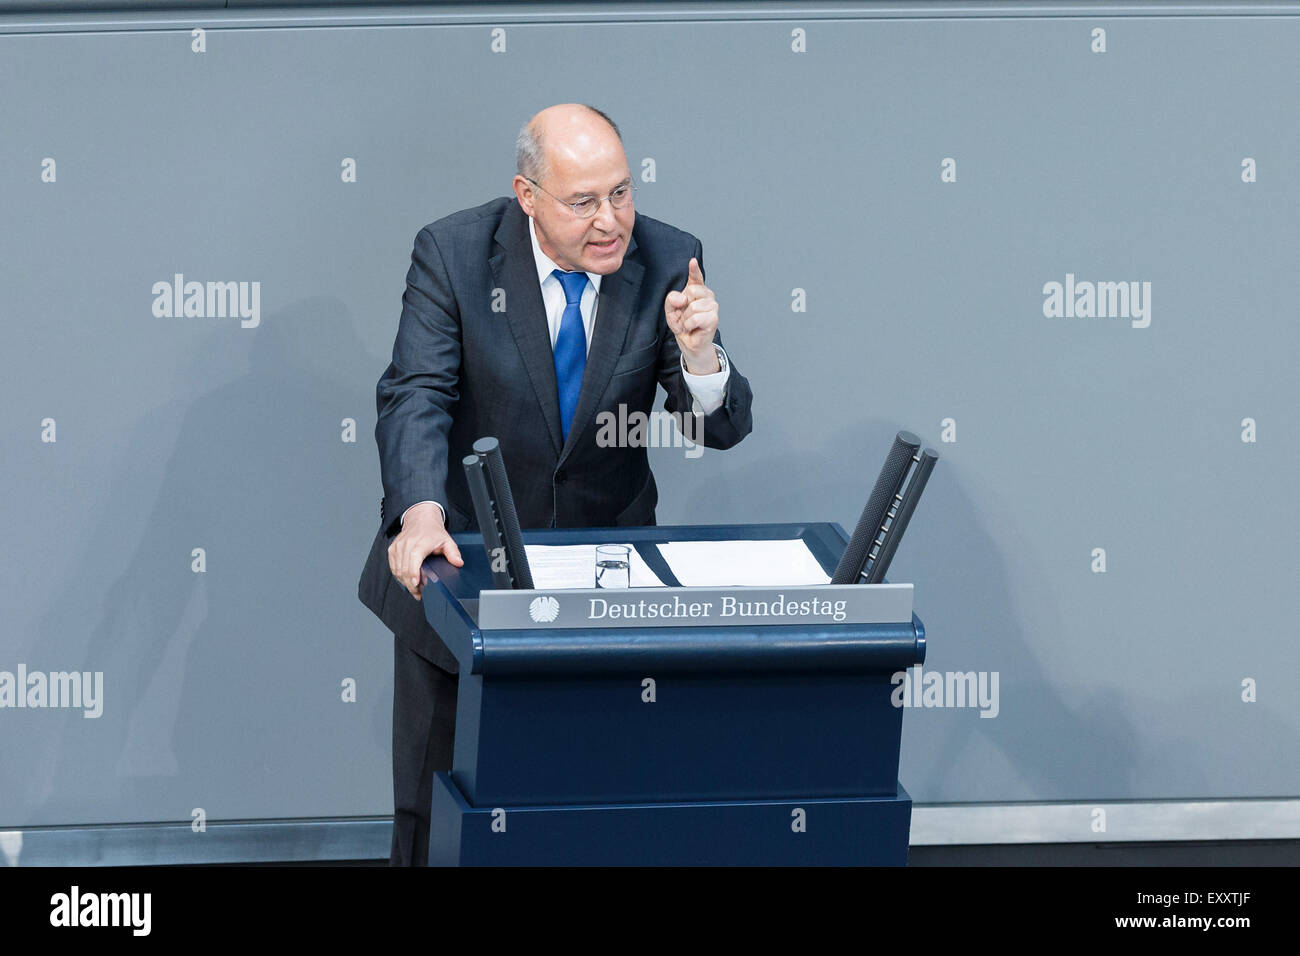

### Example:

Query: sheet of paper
xmin=524 ymin=544 xmax=665 ymax=589
xmin=655 ymin=539 xmax=832 ymax=587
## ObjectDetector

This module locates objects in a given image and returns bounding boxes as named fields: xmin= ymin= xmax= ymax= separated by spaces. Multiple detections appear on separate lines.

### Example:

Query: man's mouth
xmin=588 ymin=237 xmax=619 ymax=254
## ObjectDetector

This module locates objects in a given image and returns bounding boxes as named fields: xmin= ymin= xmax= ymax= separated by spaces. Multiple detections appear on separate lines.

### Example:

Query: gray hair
xmin=516 ymin=105 xmax=622 ymax=183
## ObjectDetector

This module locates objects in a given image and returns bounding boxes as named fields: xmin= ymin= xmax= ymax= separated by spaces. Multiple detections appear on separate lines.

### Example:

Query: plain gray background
xmin=1 ymin=2 xmax=1297 ymax=829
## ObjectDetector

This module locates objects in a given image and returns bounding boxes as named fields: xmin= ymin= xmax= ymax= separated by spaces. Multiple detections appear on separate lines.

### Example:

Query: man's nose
xmin=592 ymin=198 xmax=618 ymax=231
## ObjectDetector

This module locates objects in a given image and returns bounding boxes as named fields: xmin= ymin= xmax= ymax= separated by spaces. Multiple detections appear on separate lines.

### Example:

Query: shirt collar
xmin=528 ymin=215 xmax=603 ymax=294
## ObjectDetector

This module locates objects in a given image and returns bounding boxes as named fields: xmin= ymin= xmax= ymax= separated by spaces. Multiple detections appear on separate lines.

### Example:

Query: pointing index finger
xmin=682 ymin=257 xmax=709 ymax=300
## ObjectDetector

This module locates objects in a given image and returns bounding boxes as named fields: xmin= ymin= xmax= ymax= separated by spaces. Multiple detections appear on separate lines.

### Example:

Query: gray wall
xmin=2 ymin=2 xmax=1297 ymax=832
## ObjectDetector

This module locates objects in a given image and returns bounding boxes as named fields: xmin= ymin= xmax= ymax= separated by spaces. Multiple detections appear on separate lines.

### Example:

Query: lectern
xmin=422 ymin=522 xmax=925 ymax=866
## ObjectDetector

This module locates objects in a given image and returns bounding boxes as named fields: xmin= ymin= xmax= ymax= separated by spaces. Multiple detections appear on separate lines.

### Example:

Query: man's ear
xmin=512 ymin=175 xmax=536 ymax=217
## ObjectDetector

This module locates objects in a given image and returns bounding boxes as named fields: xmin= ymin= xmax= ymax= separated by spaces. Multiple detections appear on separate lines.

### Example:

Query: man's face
xmin=515 ymin=148 xmax=635 ymax=275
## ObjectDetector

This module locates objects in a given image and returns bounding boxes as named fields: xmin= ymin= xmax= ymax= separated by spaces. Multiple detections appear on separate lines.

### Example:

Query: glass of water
xmin=595 ymin=545 xmax=631 ymax=589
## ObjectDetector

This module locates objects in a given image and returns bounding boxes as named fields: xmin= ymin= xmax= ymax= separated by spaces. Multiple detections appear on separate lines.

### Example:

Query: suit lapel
xmin=489 ymin=200 xmax=645 ymax=466
xmin=490 ymin=203 xmax=564 ymax=457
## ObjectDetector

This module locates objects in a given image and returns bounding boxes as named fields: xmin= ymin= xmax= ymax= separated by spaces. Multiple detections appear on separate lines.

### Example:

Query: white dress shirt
xmin=403 ymin=216 xmax=731 ymax=528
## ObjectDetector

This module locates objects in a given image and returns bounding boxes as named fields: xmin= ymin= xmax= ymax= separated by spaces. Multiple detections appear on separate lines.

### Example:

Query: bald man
xmin=358 ymin=104 xmax=754 ymax=865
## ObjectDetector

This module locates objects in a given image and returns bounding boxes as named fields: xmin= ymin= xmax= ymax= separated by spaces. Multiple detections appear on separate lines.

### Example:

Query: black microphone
xmin=865 ymin=446 xmax=938 ymax=583
xmin=463 ymin=453 xmax=514 ymax=590
xmin=831 ymin=430 xmax=929 ymax=585
xmin=471 ymin=437 xmax=534 ymax=590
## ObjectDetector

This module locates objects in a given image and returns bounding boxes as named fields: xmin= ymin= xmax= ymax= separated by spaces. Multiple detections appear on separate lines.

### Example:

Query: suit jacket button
xmin=555 ymin=470 xmax=567 ymax=484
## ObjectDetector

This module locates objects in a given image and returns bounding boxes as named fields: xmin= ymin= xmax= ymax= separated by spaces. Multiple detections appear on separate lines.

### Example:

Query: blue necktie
xmin=551 ymin=269 xmax=588 ymax=441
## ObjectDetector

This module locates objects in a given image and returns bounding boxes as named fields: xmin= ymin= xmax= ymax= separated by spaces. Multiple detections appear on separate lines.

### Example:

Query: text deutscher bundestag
xmin=589 ymin=593 xmax=849 ymax=622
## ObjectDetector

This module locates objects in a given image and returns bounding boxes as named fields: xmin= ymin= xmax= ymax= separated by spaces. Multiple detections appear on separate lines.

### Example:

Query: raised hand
xmin=664 ymin=257 xmax=721 ymax=374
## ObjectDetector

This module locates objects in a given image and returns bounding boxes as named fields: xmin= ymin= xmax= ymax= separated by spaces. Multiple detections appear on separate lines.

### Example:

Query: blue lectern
xmin=422 ymin=522 xmax=925 ymax=866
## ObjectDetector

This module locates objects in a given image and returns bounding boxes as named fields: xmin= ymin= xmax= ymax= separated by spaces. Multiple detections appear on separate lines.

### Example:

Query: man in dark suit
xmin=358 ymin=103 xmax=754 ymax=865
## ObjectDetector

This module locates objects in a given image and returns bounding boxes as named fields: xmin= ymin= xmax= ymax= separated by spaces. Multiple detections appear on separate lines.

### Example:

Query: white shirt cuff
xmin=681 ymin=344 xmax=730 ymax=416
xmin=401 ymin=501 xmax=445 ymax=527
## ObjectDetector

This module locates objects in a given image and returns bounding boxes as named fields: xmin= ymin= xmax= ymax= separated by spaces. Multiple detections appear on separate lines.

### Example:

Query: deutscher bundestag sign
xmin=477 ymin=584 xmax=914 ymax=630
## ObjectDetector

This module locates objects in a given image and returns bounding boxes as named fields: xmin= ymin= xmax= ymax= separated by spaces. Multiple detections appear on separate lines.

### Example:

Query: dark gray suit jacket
xmin=358 ymin=196 xmax=754 ymax=672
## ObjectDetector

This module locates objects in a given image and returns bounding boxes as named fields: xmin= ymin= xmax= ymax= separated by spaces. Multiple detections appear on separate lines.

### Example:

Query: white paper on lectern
xmin=655 ymin=539 xmax=832 ymax=587
xmin=524 ymin=544 xmax=665 ymax=589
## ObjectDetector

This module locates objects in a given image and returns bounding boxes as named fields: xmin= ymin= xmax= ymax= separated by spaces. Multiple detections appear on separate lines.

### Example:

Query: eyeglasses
xmin=527 ymin=177 xmax=636 ymax=219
